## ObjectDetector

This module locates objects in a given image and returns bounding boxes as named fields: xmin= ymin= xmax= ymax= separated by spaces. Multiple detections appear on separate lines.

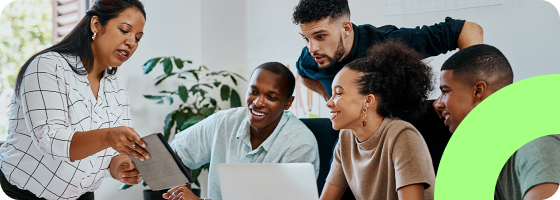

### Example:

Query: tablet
xmin=130 ymin=133 xmax=194 ymax=191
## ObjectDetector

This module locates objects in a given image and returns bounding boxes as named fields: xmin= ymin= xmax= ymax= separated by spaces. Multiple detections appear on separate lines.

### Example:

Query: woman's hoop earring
xmin=92 ymin=32 xmax=97 ymax=41
xmin=362 ymin=108 xmax=367 ymax=127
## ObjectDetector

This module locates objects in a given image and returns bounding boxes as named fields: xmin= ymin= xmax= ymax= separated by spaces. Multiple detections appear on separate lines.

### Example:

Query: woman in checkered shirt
xmin=0 ymin=0 xmax=151 ymax=199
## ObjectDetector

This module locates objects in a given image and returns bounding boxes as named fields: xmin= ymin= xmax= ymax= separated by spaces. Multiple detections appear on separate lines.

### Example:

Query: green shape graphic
xmin=435 ymin=74 xmax=560 ymax=199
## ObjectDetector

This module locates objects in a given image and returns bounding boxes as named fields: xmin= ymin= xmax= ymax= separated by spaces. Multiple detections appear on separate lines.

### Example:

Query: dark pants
xmin=0 ymin=172 xmax=94 ymax=200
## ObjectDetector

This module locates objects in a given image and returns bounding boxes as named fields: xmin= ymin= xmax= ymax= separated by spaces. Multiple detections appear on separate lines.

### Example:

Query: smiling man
xmin=433 ymin=44 xmax=513 ymax=133
xmin=165 ymin=62 xmax=319 ymax=200
xmin=293 ymin=0 xmax=483 ymax=101
xmin=433 ymin=44 xmax=560 ymax=200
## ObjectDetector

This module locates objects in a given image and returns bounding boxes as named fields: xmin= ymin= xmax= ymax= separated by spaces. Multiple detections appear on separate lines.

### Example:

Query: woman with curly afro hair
xmin=322 ymin=40 xmax=436 ymax=200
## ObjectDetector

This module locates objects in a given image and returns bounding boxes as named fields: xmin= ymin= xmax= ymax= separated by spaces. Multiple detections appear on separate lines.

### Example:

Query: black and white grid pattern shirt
xmin=0 ymin=52 xmax=130 ymax=199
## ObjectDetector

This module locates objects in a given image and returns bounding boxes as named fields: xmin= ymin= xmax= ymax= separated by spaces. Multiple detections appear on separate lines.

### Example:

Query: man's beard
xmin=317 ymin=36 xmax=346 ymax=69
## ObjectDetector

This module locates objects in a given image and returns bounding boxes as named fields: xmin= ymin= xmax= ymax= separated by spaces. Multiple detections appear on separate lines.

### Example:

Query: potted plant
xmin=119 ymin=56 xmax=246 ymax=200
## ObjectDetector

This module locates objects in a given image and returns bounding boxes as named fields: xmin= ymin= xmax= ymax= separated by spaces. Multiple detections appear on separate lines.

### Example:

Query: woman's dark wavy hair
xmin=344 ymin=40 xmax=434 ymax=118
xmin=14 ymin=0 xmax=146 ymax=96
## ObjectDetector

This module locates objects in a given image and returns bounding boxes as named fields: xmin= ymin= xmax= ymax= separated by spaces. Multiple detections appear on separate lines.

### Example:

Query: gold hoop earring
xmin=362 ymin=108 xmax=367 ymax=127
xmin=92 ymin=32 xmax=97 ymax=41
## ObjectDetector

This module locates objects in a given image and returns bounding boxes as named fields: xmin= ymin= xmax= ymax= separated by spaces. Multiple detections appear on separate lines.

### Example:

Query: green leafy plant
xmin=119 ymin=56 xmax=246 ymax=190
xmin=0 ymin=0 xmax=52 ymax=135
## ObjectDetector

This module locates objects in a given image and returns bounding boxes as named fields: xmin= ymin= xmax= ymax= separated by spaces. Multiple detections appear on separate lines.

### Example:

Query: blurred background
xmin=1 ymin=0 xmax=559 ymax=199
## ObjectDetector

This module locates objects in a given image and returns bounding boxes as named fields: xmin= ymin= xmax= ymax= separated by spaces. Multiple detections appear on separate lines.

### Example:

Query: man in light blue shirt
xmin=165 ymin=62 xmax=320 ymax=200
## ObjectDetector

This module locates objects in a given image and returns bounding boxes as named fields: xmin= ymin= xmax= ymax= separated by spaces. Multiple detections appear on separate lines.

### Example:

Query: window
xmin=0 ymin=0 xmax=88 ymax=140
xmin=52 ymin=0 xmax=88 ymax=43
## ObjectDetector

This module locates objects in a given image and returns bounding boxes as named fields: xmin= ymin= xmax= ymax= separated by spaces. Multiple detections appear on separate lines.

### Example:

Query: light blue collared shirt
xmin=172 ymin=107 xmax=319 ymax=200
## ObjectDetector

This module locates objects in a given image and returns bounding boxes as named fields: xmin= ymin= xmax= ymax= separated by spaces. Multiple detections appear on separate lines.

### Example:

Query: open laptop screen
xmin=218 ymin=163 xmax=318 ymax=200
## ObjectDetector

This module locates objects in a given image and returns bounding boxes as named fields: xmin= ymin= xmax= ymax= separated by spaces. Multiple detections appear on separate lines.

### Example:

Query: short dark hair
xmin=252 ymin=62 xmax=296 ymax=100
xmin=441 ymin=44 xmax=513 ymax=91
xmin=292 ymin=0 xmax=350 ymax=25
xmin=345 ymin=40 xmax=434 ymax=118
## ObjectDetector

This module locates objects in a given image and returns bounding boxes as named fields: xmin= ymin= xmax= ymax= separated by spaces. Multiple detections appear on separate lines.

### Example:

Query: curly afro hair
xmin=292 ymin=0 xmax=350 ymax=25
xmin=344 ymin=40 xmax=434 ymax=118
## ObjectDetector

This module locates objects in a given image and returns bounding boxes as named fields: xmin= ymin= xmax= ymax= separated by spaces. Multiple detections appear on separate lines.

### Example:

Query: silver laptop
xmin=218 ymin=163 xmax=319 ymax=200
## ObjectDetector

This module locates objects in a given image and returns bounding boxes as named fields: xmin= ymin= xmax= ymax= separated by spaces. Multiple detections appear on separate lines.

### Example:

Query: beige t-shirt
xmin=326 ymin=117 xmax=435 ymax=200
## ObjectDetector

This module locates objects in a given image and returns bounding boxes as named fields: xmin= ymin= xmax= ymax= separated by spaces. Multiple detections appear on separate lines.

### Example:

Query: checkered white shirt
xmin=0 ymin=52 xmax=129 ymax=199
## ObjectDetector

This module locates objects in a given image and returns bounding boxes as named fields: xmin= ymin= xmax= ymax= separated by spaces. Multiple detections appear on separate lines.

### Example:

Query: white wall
xmin=353 ymin=0 xmax=560 ymax=97
xmin=191 ymin=0 xmax=560 ymax=119
xmin=2 ymin=0 xmax=559 ymax=199
xmin=242 ymin=0 xmax=560 ymax=117
xmin=97 ymin=0 xmax=204 ymax=199
xmin=201 ymin=0 xmax=250 ymax=109
xmin=118 ymin=0 xmax=202 ymax=139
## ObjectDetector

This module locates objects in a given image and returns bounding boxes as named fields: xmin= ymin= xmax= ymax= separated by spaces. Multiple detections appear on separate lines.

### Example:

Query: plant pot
xmin=143 ymin=189 xmax=167 ymax=200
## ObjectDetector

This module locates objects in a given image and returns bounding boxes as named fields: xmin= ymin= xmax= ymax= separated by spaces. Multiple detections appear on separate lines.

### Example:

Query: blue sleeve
xmin=296 ymin=47 xmax=312 ymax=79
xmin=382 ymin=17 xmax=465 ymax=57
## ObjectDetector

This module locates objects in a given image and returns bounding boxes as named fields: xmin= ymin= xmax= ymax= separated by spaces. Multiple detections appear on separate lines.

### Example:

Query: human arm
xmin=159 ymin=144 xmax=199 ymax=200
xmin=69 ymin=127 xmax=149 ymax=162
xmin=172 ymin=109 xmax=229 ymax=171
xmin=159 ymin=112 xmax=222 ymax=200
xmin=171 ymin=113 xmax=216 ymax=170
xmin=163 ymin=185 xmax=202 ymax=200
xmin=295 ymin=48 xmax=331 ymax=101
xmin=321 ymin=133 xmax=349 ymax=199
xmin=170 ymin=141 xmax=194 ymax=190
xmin=19 ymin=54 xmax=148 ymax=162
xmin=108 ymin=154 xmax=142 ymax=184
xmin=299 ymin=77 xmax=330 ymax=102
xmin=161 ymin=142 xmax=205 ymax=200
xmin=457 ymin=22 xmax=483 ymax=50
xmin=319 ymin=182 xmax=345 ymax=200
xmin=383 ymin=17 xmax=482 ymax=57
xmin=397 ymin=184 xmax=425 ymax=200
xmin=523 ymin=183 xmax=559 ymax=200
xmin=105 ymin=83 xmax=146 ymax=185
xmin=393 ymin=129 xmax=434 ymax=199
xmin=162 ymin=111 xmax=221 ymax=199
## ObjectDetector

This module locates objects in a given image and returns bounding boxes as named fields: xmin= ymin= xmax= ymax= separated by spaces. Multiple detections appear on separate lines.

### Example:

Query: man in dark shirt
xmin=293 ymin=0 xmax=484 ymax=101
